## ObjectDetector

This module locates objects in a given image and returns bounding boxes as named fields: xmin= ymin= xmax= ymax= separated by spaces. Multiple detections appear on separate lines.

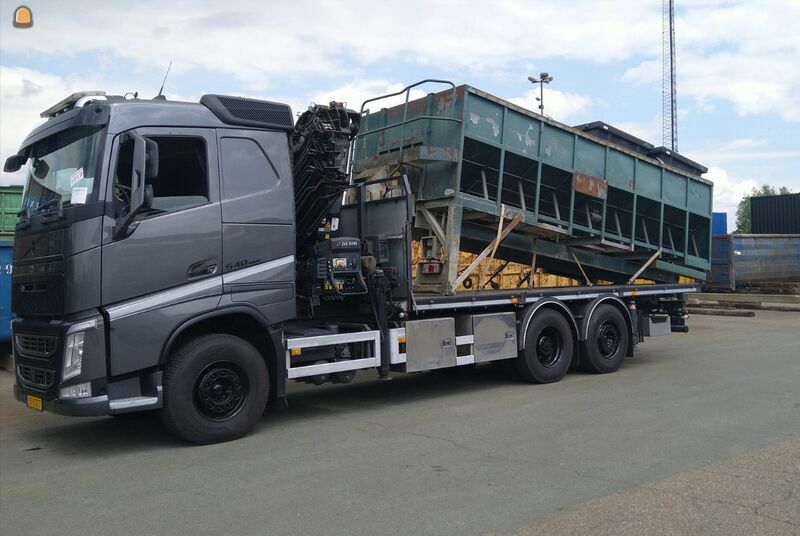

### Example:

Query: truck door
xmin=216 ymin=129 xmax=295 ymax=321
xmin=101 ymin=127 xmax=222 ymax=376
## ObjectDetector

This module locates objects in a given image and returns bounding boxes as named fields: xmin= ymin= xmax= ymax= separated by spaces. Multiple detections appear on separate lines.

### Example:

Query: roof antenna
xmin=154 ymin=61 xmax=172 ymax=100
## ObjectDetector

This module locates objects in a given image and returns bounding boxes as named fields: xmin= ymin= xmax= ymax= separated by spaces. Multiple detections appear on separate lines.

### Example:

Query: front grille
xmin=16 ymin=333 xmax=58 ymax=358
xmin=17 ymin=364 xmax=56 ymax=389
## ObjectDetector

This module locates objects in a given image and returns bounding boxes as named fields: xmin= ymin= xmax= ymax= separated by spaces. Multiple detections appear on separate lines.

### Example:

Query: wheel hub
xmin=536 ymin=327 xmax=563 ymax=368
xmin=597 ymin=321 xmax=620 ymax=359
xmin=194 ymin=363 xmax=247 ymax=421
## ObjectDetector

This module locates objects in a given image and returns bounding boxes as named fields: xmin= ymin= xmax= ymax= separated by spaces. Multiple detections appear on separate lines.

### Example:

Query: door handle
xmin=187 ymin=261 xmax=218 ymax=279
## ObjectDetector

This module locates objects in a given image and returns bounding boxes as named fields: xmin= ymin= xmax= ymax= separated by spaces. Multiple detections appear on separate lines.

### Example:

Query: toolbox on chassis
xmin=6 ymin=83 xmax=702 ymax=444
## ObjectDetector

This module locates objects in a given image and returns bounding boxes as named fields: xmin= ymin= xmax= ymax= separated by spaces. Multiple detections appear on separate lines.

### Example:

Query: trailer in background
xmin=751 ymin=193 xmax=800 ymax=234
xmin=708 ymin=234 xmax=800 ymax=291
xmin=0 ymin=186 xmax=22 ymax=346
xmin=712 ymin=212 xmax=728 ymax=236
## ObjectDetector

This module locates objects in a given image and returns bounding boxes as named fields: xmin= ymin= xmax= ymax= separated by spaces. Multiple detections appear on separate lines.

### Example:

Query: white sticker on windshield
xmin=70 ymin=167 xmax=84 ymax=186
xmin=71 ymin=186 xmax=88 ymax=205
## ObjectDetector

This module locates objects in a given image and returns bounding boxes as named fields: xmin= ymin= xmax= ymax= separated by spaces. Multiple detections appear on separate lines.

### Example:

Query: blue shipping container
xmin=707 ymin=234 xmax=800 ymax=290
xmin=0 ymin=241 xmax=12 ymax=343
xmin=712 ymin=212 xmax=728 ymax=235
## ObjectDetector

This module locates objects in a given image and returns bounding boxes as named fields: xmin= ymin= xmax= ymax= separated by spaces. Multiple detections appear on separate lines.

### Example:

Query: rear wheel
xmin=515 ymin=308 xmax=574 ymax=383
xmin=580 ymin=304 xmax=629 ymax=374
xmin=160 ymin=334 xmax=269 ymax=444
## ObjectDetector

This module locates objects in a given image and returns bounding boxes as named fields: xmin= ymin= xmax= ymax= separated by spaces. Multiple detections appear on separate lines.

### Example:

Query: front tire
xmin=160 ymin=334 xmax=269 ymax=444
xmin=515 ymin=308 xmax=574 ymax=383
xmin=580 ymin=304 xmax=629 ymax=374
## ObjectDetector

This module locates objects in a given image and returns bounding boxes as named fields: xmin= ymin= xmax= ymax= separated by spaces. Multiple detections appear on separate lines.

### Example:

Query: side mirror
xmin=4 ymin=154 xmax=23 ymax=172
xmin=145 ymin=138 xmax=159 ymax=179
xmin=114 ymin=130 xmax=149 ymax=238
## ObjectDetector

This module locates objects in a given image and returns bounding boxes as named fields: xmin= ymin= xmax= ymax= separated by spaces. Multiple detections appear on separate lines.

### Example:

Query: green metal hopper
xmin=351 ymin=82 xmax=713 ymax=293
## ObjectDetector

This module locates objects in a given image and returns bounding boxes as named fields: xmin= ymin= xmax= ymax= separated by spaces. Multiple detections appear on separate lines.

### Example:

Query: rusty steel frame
xmin=352 ymin=81 xmax=712 ymax=294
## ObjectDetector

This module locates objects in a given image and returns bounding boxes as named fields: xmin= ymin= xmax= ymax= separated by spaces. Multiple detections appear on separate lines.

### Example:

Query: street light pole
xmin=527 ymin=72 xmax=553 ymax=115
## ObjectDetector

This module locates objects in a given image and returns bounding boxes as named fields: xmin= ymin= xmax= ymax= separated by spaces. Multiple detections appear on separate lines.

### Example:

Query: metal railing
xmin=353 ymin=79 xmax=462 ymax=169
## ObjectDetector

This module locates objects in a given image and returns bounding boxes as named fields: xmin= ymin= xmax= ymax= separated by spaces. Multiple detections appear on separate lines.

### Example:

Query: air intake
xmin=200 ymin=94 xmax=293 ymax=131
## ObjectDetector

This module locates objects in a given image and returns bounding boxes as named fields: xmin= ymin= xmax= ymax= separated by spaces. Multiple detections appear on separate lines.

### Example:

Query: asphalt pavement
xmin=1 ymin=310 xmax=798 ymax=535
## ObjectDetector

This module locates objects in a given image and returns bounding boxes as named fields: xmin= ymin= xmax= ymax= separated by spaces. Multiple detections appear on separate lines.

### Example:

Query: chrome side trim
xmin=223 ymin=255 xmax=294 ymax=284
xmin=106 ymin=276 xmax=222 ymax=321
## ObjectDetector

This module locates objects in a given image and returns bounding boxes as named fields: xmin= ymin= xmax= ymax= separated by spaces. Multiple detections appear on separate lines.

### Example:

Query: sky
xmin=1 ymin=0 xmax=798 ymax=224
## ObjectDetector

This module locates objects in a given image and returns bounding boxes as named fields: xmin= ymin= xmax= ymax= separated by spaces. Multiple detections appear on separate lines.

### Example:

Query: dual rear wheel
xmin=514 ymin=304 xmax=629 ymax=383
xmin=580 ymin=304 xmax=629 ymax=374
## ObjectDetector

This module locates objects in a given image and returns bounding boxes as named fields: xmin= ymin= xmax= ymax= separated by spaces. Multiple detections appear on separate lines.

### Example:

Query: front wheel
xmin=160 ymin=334 xmax=269 ymax=444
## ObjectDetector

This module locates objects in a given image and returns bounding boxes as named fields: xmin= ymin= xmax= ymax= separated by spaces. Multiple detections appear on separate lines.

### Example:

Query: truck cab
xmin=7 ymin=92 xmax=300 ymax=436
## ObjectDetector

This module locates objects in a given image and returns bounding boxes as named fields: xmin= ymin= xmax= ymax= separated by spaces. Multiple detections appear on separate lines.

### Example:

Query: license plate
xmin=26 ymin=395 xmax=43 ymax=412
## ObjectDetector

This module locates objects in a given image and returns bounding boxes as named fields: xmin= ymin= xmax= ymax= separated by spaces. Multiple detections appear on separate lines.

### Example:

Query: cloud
xmin=276 ymin=80 xmax=429 ymax=118
xmin=704 ymin=166 xmax=759 ymax=223
xmin=0 ymin=67 xmax=429 ymax=186
xmin=0 ymin=1 xmax=661 ymax=89
xmin=623 ymin=1 xmax=800 ymax=122
xmin=612 ymin=114 xmax=663 ymax=146
xmin=684 ymin=136 xmax=798 ymax=221
xmin=509 ymin=88 xmax=596 ymax=123
xmin=0 ymin=66 xmax=137 ymax=184
xmin=688 ymin=138 xmax=800 ymax=163
xmin=0 ymin=67 xmax=71 ymax=185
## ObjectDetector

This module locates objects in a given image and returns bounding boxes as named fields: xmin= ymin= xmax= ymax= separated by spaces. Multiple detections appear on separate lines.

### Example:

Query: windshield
xmin=20 ymin=125 xmax=105 ymax=217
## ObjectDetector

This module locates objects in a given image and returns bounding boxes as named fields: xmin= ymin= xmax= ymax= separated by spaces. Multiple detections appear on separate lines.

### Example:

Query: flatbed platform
xmin=412 ymin=283 xmax=698 ymax=311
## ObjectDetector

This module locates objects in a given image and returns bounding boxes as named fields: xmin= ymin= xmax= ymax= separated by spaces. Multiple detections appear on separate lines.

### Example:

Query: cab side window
xmin=219 ymin=137 xmax=278 ymax=199
xmin=114 ymin=135 xmax=209 ymax=218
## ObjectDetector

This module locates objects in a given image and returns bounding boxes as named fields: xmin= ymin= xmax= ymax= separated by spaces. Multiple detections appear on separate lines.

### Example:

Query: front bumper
xmin=14 ymin=383 xmax=112 ymax=416
xmin=12 ymin=315 xmax=163 ymax=417
xmin=14 ymin=378 xmax=163 ymax=417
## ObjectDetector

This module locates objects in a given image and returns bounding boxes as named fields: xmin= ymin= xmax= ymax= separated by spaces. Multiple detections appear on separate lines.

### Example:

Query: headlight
xmin=61 ymin=318 xmax=97 ymax=382
xmin=62 ymin=331 xmax=85 ymax=381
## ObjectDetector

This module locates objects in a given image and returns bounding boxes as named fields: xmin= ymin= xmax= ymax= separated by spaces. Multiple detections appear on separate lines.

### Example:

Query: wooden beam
xmin=627 ymin=247 xmax=662 ymax=284
xmin=570 ymin=249 xmax=593 ymax=286
xmin=420 ymin=207 xmax=446 ymax=247
xmin=451 ymin=212 xmax=524 ymax=291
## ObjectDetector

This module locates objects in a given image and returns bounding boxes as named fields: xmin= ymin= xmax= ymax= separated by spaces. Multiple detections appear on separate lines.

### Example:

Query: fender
xmin=518 ymin=297 xmax=579 ymax=350
xmin=159 ymin=304 xmax=287 ymax=401
xmin=159 ymin=304 xmax=276 ymax=364
xmin=578 ymin=294 xmax=634 ymax=357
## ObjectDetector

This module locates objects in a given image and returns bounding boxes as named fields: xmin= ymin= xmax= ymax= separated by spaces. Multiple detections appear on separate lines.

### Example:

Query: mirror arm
xmin=114 ymin=168 xmax=144 ymax=238
xmin=113 ymin=130 xmax=147 ymax=239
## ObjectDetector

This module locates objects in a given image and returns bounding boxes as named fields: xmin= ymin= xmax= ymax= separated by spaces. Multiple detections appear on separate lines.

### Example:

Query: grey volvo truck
xmin=6 ymin=83 xmax=701 ymax=444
